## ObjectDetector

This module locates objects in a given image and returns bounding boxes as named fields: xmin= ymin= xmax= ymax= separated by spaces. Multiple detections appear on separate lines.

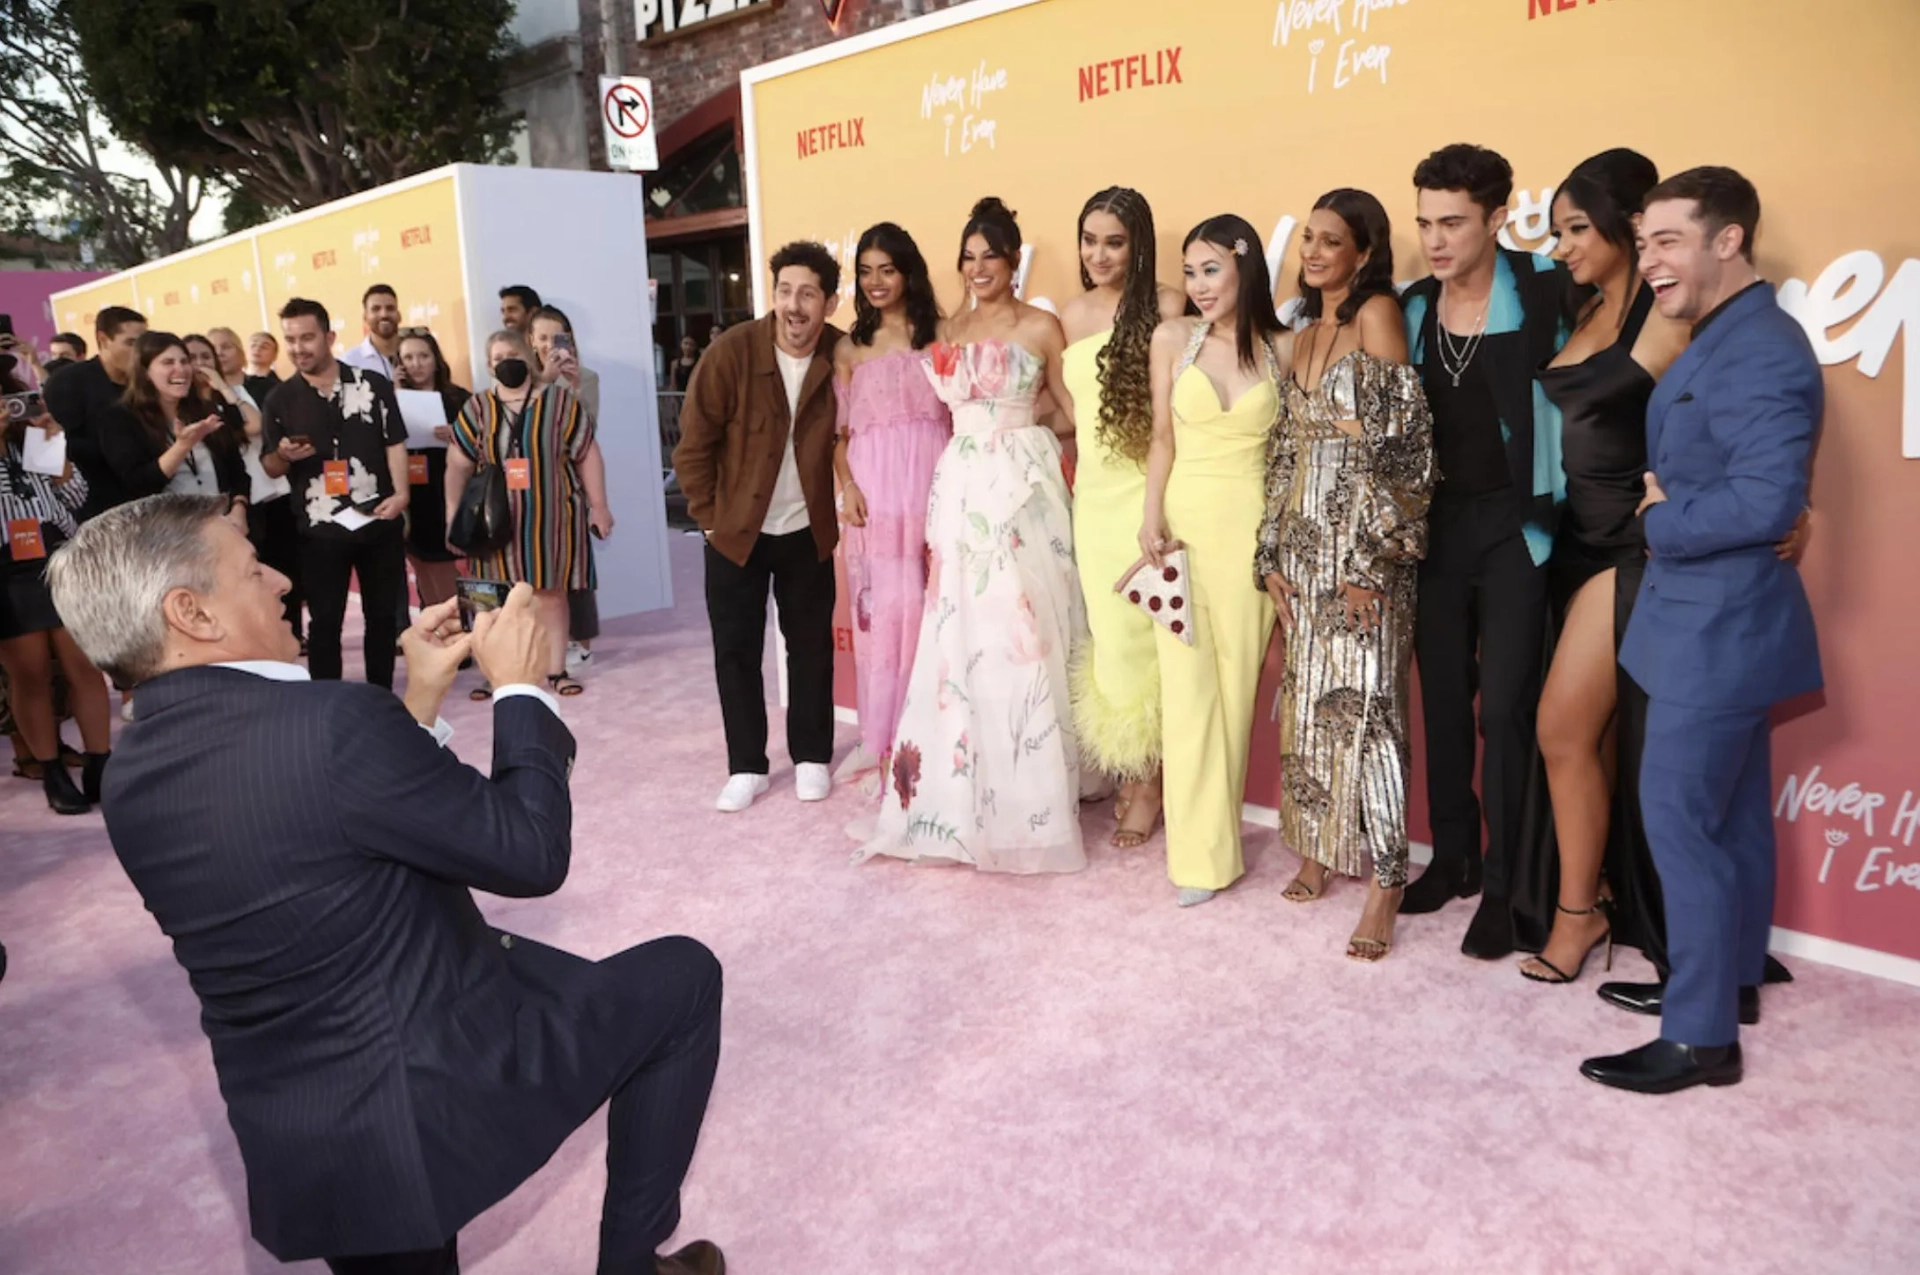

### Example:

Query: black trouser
xmin=328 ymin=1240 xmax=458 ymax=1274
xmin=569 ymin=588 xmax=600 ymax=642
xmin=302 ymin=521 xmax=407 ymax=687
xmin=704 ymin=529 xmax=835 ymax=775
xmin=248 ymin=496 xmax=306 ymax=641
xmin=1414 ymin=494 xmax=1549 ymax=900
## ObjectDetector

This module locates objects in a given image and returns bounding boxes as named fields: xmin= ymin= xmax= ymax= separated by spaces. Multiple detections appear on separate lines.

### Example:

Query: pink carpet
xmin=4 ymin=532 xmax=1919 ymax=1274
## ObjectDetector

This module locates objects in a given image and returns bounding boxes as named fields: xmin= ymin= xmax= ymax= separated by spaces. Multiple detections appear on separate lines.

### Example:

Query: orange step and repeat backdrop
xmin=747 ymin=0 xmax=1920 ymax=963
xmin=51 ymin=174 xmax=472 ymax=388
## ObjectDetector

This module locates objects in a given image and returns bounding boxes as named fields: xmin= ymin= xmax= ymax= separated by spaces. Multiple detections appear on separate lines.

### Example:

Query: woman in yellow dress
xmin=1139 ymin=215 xmax=1290 ymax=906
xmin=1256 ymin=189 xmax=1436 ymax=960
xmin=1059 ymin=187 xmax=1186 ymax=848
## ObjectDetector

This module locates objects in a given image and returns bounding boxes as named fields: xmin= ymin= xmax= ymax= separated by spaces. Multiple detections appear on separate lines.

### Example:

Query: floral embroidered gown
xmin=854 ymin=340 xmax=1088 ymax=874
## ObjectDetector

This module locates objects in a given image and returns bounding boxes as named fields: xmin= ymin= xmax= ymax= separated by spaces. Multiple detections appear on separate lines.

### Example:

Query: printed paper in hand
xmin=396 ymin=389 xmax=451 ymax=450
xmin=20 ymin=426 xmax=67 ymax=476
xmin=330 ymin=505 xmax=377 ymax=532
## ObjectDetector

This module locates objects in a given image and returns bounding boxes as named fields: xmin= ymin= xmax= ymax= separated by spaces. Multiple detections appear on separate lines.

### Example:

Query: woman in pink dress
xmin=832 ymin=223 xmax=953 ymax=787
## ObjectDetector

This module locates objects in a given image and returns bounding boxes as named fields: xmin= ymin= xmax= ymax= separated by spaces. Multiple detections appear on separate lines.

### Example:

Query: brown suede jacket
xmin=671 ymin=312 xmax=843 ymax=566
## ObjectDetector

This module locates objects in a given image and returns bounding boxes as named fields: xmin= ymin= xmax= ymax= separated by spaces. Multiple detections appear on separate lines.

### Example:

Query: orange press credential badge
xmin=7 ymin=518 xmax=46 ymax=560
xmin=323 ymin=459 xmax=350 ymax=495
xmin=408 ymin=454 xmax=429 ymax=485
xmin=505 ymin=458 xmax=531 ymax=491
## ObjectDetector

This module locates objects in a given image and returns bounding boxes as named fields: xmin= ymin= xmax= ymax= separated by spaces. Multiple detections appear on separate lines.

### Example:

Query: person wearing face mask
xmin=446 ymin=329 xmax=607 ymax=700
xmin=672 ymin=242 xmax=845 ymax=814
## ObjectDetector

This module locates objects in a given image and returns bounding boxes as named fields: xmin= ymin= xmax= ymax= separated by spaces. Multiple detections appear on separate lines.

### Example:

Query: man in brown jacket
xmin=673 ymin=242 xmax=844 ymax=812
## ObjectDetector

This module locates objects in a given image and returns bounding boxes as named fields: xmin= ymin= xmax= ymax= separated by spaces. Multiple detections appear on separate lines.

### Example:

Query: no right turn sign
xmin=600 ymin=76 xmax=658 ymax=172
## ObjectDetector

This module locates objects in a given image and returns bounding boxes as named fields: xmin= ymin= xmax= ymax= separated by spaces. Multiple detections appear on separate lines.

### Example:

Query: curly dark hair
xmin=769 ymin=241 xmax=842 ymax=296
xmin=1297 ymin=189 xmax=1397 ymax=326
xmin=1077 ymin=187 xmax=1159 ymax=464
xmin=1412 ymin=143 xmax=1515 ymax=215
xmin=849 ymin=222 xmax=941 ymax=349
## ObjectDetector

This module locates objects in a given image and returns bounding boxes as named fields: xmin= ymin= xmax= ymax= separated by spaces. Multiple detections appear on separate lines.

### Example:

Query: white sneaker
xmin=565 ymin=642 xmax=593 ymax=673
xmin=795 ymin=762 xmax=832 ymax=802
xmin=715 ymin=773 xmax=769 ymax=813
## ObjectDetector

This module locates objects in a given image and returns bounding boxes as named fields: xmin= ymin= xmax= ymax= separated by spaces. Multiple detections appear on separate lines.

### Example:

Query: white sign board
xmin=600 ymin=76 xmax=658 ymax=172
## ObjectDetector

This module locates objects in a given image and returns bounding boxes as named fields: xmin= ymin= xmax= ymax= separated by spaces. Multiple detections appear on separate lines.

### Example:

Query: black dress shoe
xmin=1401 ymin=853 xmax=1481 ymax=915
xmin=1460 ymin=893 xmax=1515 ymax=959
xmin=1580 ymin=1037 xmax=1742 ymax=1093
xmin=656 ymin=1239 xmax=725 ymax=1275
xmin=1597 ymin=981 xmax=1760 ymax=1025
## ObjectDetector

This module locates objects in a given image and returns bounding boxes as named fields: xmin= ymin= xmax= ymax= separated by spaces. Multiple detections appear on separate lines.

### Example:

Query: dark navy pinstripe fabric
xmin=100 ymin=668 xmax=596 ymax=1260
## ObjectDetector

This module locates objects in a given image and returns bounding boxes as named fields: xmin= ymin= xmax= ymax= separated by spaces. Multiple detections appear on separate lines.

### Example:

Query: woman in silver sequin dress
xmin=1256 ymin=190 xmax=1436 ymax=961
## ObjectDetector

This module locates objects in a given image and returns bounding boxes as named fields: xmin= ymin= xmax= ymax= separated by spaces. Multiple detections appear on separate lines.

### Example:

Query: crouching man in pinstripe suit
xmin=47 ymin=494 xmax=725 ymax=1275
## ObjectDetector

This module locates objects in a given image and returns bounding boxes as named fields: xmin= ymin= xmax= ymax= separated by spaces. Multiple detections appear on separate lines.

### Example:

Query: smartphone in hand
xmin=550 ymin=332 xmax=575 ymax=356
xmin=454 ymin=576 xmax=509 ymax=632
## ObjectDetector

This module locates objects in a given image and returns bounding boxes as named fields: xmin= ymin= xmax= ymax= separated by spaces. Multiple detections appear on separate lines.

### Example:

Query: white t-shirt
xmin=761 ymin=348 xmax=813 ymax=536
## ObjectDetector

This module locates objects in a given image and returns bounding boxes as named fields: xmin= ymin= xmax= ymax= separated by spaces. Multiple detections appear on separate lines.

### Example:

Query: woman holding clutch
xmin=1138 ymin=215 xmax=1289 ymax=907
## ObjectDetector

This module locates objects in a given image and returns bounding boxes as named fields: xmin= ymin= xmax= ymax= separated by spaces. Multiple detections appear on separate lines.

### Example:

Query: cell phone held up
xmin=455 ymin=576 xmax=509 ymax=632
xmin=549 ymin=332 xmax=575 ymax=357
xmin=4 ymin=390 xmax=43 ymax=421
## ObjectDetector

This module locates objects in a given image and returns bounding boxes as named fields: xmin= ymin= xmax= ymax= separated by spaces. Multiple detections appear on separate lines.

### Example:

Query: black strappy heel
xmin=1520 ymin=899 xmax=1614 ymax=984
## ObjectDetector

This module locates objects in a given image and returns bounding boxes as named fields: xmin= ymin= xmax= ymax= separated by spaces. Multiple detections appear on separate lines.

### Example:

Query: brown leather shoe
xmin=657 ymin=1239 xmax=725 ymax=1275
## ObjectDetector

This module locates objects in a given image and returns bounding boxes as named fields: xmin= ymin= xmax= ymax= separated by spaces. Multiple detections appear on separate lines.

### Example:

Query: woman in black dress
xmin=1517 ymin=150 xmax=1689 ymax=982
xmin=395 ymin=330 xmax=469 ymax=612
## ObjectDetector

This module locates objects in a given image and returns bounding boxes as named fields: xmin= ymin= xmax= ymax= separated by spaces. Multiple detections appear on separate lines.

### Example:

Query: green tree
xmin=0 ymin=0 xmax=209 ymax=267
xmin=68 ymin=0 xmax=523 ymax=213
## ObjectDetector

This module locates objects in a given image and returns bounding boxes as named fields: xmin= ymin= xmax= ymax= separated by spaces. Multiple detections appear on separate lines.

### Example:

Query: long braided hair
xmin=1078 ymin=186 xmax=1159 ymax=464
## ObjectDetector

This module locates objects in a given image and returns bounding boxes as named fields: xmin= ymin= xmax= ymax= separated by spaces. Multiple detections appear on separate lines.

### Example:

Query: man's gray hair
xmin=46 ymin=494 xmax=229 ymax=687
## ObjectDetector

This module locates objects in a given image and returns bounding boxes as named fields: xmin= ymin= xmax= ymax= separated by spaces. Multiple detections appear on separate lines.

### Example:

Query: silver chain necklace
xmin=1436 ymin=290 xmax=1489 ymax=387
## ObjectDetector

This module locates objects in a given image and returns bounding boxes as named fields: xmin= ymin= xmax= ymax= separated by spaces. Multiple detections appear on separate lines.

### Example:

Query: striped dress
xmin=451 ymin=385 xmax=597 ymax=591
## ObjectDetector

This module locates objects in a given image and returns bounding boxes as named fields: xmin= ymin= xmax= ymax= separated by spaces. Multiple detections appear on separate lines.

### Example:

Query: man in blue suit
xmin=47 ymin=494 xmax=725 ymax=1274
xmin=1582 ymin=168 xmax=1823 ymax=1094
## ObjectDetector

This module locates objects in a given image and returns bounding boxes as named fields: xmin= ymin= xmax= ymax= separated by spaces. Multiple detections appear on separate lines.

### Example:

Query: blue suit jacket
xmin=1619 ymin=283 xmax=1823 ymax=710
xmin=102 ymin=668 xmax=602 ymax=1261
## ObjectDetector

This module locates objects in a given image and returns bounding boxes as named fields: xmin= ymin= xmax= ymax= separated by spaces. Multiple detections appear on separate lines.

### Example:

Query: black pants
xmin=1414 ymin=495 xmax=1549 ymax=899
xmin=569 ymin=588 xmax=600 ymax=642
xmin=704 ymin=529 xmax=835 ymax=775
xmin=328 ymin=1239 xmax=458 ymax=1274
xmin=248 ymin=496 xmax=305 ymax=641
xmin=303 ymin=521 xmax=407 ymax=687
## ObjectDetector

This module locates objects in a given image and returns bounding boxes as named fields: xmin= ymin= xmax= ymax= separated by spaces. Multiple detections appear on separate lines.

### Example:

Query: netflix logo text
xmin=1078 ymin=47 xmax=1184 ymax=103
xmin=797 ymin=118 xmax=866 ymax=159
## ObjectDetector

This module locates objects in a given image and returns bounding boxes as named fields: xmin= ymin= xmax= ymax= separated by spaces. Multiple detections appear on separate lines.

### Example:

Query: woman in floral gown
xmin=855 ymin=197 xmax=1087 ymax=875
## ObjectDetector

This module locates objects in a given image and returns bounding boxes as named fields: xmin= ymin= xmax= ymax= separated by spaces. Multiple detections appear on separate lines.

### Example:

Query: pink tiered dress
xmin=836 ymin=348 xmax=953 ymax=768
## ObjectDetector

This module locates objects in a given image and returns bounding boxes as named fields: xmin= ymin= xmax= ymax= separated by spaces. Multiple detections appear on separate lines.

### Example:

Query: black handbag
xmin=447 ymin=399 xmax=520 ymax=556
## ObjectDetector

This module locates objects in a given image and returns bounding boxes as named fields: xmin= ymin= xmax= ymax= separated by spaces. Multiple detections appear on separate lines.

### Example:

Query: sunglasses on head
xmin=398 ymin=326 xmax=432 ymax=338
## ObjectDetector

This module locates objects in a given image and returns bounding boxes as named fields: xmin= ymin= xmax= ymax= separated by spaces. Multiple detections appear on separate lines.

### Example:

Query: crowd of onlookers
xmin=0 ymin=281 xmax=614 ymax=815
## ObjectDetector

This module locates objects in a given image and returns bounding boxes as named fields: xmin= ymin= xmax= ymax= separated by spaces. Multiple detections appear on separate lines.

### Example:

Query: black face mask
xmin=493 ymin=358 xmax=530 ymax=389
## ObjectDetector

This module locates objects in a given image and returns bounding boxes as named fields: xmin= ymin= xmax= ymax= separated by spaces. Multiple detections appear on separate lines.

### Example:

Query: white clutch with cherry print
xmin=1115 ymin=548 xmax=1193 ymax=645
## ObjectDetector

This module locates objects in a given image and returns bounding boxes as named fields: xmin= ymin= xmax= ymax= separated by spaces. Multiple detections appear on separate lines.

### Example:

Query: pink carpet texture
xmin=4 ymin=533 xmax=1919 ymax=1274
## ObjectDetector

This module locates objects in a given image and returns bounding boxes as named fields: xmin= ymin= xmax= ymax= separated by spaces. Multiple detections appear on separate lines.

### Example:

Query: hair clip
xmin=1232 ymin=238 xmax=1248 ymax=257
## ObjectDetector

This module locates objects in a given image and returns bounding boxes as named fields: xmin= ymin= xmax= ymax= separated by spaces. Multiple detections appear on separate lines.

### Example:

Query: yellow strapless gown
xmin=1160 ymin=340 xmax=1280 ymax=890
xmin=1065 ymin=330 xmax=1161 ymax=780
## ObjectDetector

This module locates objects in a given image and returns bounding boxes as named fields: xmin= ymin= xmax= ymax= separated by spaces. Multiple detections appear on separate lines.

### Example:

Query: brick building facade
xmin=506 ymin=0 xmax=965 ymax=357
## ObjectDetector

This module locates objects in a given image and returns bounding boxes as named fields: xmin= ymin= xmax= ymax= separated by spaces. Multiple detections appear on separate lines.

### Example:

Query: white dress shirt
xmin=213 ymin=660 xmax=558 ymax=749
xmin=339 ymin=339 xmax=397 ymax=382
